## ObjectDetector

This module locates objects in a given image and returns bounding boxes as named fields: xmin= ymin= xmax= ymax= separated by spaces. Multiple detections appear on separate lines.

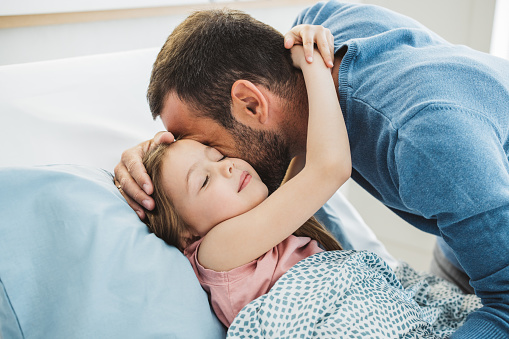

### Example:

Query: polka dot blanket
xmin=227 ymin=250 xmax=481 ymax=338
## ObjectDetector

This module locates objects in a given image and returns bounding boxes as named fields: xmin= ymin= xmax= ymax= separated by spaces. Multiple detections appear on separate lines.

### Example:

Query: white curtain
xmin=490 ymin=0 xmax=509 ymax=59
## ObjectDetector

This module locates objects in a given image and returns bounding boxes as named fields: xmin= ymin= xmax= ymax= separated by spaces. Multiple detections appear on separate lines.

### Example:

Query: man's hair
xmin=147 ymin=8 xmax=300 ymax=129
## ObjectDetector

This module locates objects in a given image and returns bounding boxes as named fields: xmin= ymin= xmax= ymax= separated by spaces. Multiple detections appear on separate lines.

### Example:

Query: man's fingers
xmin=121 ymin=145 xmax=154 ymax=195
xmin=153 ymin=131 xmax=175 ymax=146
xmin=114 ymin=132 xmax=174 ymax=212
xmin=114 ymin=177 xmax=147 ymax=220
xmin=112 ymin=132 xmax=176 ymax=220
xmin=114 ymin=142 xmax=155 ymax=214
xmin=116 ymin=161 xmax=154 ymax=209
xmin=115 ymin=156 xmax=153 ymax=200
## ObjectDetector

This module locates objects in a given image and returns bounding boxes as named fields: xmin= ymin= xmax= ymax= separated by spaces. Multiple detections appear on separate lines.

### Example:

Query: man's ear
xmin=231 ymin=80 xmax=269 ymax=126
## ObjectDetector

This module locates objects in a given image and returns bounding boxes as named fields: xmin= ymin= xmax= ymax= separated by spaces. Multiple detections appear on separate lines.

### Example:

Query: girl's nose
xmin=220 ymin=159 xmax=234 ymax=177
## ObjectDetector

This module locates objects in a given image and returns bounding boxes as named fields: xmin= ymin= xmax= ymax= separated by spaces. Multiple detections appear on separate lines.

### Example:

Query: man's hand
xmin=114 ymin=131 xmax=175 ymax=220
xmin=284 ymin=24 xmax=335 ymax=68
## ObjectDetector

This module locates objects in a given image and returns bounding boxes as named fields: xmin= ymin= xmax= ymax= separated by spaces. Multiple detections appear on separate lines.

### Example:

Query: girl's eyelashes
xmin=201 ymin=155 xmax=226 ymax=190
xmin=202 ymin=175 xmax=209 ymax=189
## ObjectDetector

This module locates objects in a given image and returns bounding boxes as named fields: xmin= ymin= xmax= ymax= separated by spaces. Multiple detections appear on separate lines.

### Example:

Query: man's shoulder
xmin=294 ymin=1 xmax=364 ymax=26
xmin=295 ymin=1 xmax=427 ymax=45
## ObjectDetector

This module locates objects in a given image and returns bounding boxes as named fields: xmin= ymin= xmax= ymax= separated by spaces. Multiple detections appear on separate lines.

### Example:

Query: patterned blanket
xmin=227 ymin=250 xmax=481 ymax=338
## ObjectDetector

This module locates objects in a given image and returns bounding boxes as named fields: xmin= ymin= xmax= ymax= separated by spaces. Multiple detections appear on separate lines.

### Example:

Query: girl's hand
xmin=284 ymin=24 xmax=334 ymax=68
xmin=290 ymin=45 xmax=307 ymax=69
xmin=290 ymin=45 xmax=327 ymax=71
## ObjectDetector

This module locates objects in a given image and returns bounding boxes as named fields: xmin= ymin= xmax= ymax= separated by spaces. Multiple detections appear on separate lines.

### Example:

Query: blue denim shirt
xmin=296 ymin=1 xmax=509 ymax=337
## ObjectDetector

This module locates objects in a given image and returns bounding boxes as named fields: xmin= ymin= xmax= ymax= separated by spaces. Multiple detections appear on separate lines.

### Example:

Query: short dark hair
xmin=147 ymin=9 xmax=300 ymax=129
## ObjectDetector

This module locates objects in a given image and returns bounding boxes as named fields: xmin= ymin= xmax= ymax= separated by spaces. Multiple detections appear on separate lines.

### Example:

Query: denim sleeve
xmin=395 ymin=106 xmax=509 ymax=337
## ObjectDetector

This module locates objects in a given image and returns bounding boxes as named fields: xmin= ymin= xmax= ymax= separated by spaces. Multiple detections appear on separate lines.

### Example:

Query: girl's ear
xmin=230 ymin=80 xmax=269 ymax=126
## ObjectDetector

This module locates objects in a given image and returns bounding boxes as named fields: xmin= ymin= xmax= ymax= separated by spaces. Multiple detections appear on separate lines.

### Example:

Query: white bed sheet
xmin=0 ymin=48 xmax=163 ymax=172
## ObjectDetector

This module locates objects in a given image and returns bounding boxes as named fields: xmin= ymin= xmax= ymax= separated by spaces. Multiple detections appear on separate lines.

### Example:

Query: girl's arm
xmin=282 ymin=24 xmax=336 ymax=186
xmin=199 ymin=46 xmax=351 ymax=271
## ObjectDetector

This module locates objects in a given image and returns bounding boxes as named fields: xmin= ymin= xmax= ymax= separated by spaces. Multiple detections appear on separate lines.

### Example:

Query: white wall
xmin=0 ymin=0 xmax=496 ymax=66
xmin=364 ymin=0 xmax=495 ymax=52
xmin=0 ymin=1 xmax=322 ymax=65
xmin=0 ymin=0 xmax=204 ymax=15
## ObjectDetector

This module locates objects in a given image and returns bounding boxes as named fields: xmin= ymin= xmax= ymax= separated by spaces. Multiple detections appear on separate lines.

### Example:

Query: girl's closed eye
xmin=202 ymin=175 xmax=209 ymax=189
xmin=201 ymin=155 xmax=226 ymax=189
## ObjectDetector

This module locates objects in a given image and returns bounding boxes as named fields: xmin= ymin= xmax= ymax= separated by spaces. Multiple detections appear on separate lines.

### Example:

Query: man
xmin=115 ymin=2 xmax=509 ymax=336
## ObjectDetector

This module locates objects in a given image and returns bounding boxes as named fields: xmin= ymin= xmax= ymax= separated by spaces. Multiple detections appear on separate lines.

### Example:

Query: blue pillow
xmin=0 ymin=165 xmax=225 ymax=339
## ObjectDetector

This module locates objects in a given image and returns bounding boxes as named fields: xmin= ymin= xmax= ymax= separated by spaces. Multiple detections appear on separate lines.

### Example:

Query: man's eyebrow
xmin=186 ymin=146 xmax=213 ymax=193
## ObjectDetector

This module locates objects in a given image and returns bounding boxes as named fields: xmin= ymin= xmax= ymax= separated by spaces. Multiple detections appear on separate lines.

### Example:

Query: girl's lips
xmin=238 ymin=171 xmax=251 ymax=192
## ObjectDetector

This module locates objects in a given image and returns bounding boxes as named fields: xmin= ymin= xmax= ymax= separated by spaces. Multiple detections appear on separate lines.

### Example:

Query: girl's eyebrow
xmin=186 ymin=146 xmax=214 ymax=192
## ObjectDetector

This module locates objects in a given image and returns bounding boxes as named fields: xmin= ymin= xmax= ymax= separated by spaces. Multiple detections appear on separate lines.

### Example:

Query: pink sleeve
xmin=184 ymin=236 xmax=323 ymax=327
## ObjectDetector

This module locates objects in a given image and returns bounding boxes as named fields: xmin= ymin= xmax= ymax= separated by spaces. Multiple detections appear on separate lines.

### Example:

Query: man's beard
xmin=230 ymin=122 xmax=292 ymax=194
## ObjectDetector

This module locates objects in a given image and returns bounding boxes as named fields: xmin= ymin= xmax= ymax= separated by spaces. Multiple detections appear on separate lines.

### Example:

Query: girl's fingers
xmin=302 ymin=29 xmax=315 ymax=63
xmin=316 ymin=29 xmax=334 ymax=67
xmin=284 ymin=33 xmax=296 ymax=49
xmin=328 ymin=31 xmax=335 ymax=65
xmin=284 ymin=25 xmax=335 ymax=67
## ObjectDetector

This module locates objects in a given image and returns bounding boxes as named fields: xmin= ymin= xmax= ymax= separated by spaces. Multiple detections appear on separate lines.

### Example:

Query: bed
xmin=0 ymin=47 xmax=407 ymax=338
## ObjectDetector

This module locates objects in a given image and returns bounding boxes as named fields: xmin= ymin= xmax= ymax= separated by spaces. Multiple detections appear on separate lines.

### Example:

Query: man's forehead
xmin=160 ymin=93 xmax=196 ymax=131
xmin=162 ymin=111 xmax=215 ymax=142
xmin=160 ymin=92 xmax=238 ymax=155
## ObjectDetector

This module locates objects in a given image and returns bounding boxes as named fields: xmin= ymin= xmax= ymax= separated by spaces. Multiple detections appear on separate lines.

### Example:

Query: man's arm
xmin=396 ymin=108 xmax=509 ymax=337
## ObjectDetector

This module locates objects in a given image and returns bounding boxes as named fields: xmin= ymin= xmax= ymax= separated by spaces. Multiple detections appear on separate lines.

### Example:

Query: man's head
xmin=147 ymin=9 xmax=307 ymax=192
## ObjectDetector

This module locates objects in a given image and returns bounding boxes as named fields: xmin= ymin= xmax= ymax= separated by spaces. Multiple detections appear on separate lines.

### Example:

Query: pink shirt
xmin=184 ymin=235 xmax=323 ymax=327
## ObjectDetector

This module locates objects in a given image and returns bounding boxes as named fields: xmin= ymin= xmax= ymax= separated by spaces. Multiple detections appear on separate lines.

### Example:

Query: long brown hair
xmin=143 ymin=143 xmax=342 ymax=252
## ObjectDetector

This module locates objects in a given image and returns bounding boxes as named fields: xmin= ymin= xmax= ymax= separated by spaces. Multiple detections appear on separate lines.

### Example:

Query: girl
xmin=143 ymin=37 xmax=350 ymax=327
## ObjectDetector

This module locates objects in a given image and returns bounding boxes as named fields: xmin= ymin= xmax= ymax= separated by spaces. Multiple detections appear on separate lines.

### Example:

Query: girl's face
xmin=160 ymin=139 xmax=269 ymax=238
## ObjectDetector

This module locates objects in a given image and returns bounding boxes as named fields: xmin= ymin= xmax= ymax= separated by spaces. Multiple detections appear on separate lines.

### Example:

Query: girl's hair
xmin=143 ymin=143 xmax=342 ymax=252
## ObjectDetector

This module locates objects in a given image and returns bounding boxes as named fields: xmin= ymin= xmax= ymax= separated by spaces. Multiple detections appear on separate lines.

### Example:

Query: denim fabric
xmin=295 ymin=1 xmax=509 ymax=337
